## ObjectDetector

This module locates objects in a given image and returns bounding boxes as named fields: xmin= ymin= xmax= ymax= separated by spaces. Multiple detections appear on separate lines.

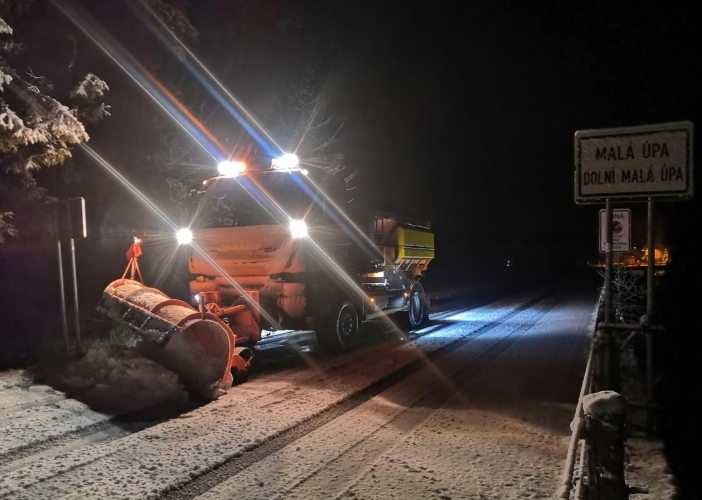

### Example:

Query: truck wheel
xmin=407 ymin=290 xmax=425 ymax=328
xmin=316 ymin=300 xmax=358 ymax=352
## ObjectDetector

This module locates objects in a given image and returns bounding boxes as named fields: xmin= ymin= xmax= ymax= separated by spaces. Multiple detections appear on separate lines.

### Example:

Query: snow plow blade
xmin=97 ymin=279 xmax=251 ymax=400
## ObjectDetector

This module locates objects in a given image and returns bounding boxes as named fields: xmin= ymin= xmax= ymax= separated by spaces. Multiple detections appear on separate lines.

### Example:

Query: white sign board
xmin=599 ymin=209 xmax=631 ymax=253
xmin=575 ymin=121 xmax=693 ymax=203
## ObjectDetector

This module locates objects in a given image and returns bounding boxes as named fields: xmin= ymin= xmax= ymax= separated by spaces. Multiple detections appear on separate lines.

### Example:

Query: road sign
xmin=49 ymin=197 xmax=87 ymax=241
xmin=575 ymin=121 xmax=693 ymax=203
xmin=599 ymin=209 xmax=631 ymax=253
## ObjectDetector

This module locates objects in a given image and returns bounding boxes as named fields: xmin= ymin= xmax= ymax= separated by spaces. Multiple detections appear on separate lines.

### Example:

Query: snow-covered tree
xmin=0 ymin=4 xmax=109 ymax=243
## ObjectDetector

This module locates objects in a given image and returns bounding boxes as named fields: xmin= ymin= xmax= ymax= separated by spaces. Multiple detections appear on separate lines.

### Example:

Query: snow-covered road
xmin=0 ymin=283 xmax=597 ymax=499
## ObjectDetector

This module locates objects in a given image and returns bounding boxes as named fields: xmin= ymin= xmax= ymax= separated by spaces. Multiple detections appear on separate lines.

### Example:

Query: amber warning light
xmin=217 ymin=161 xmax=246 ymax=177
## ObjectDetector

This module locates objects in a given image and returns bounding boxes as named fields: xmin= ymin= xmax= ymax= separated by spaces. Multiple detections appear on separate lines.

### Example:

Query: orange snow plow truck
xmin=97 ymin=159 xmax=434 ymax=399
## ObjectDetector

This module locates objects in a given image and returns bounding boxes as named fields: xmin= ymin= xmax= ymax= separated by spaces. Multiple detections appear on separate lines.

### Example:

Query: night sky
xmin=72 ymin=1 xmax=701 ymax=267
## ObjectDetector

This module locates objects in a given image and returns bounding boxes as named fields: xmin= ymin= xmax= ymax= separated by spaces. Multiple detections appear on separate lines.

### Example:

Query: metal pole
xmin=57 ymin=240 xmax=70 ymax=356
xmin=647 ymin=199 xmax=655 ymax=317
xmin=604 ymin=199 xmax=613 ymax=389
xmin=70 ymin=238 xmax=82 ymax=354
xmin=646 ymin=197 xmax=655 ymax=429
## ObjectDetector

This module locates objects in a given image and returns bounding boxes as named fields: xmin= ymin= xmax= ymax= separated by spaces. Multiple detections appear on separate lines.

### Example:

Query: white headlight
xmin=272 ymin=153 xmax=299 ymax=170
xmin=289 ymin=220 xmax=307 ymax=239
xmin=176 ymin=228 xmax=193 ymax=245
xmin=217 ymin=161 xmax=246 ymax=177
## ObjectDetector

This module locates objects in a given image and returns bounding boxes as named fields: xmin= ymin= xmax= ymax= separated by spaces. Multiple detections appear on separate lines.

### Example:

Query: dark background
xmin=7 ymin=0 xmax=698 ymax=280
xmin=1 ymin=1 xmax=701 ymax=493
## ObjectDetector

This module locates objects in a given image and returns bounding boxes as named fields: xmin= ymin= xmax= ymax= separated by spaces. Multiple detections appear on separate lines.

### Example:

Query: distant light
xmin=133 ymin=236 xmax=142 ymax=244
xmin=272 ymin=153 xmax=299 ymax=170
xmin=176 ymin=228 xmax=193 ymax=245
xmin=217 ymin=161 xmax=246 ymax=177
xmin=289 ymin=220 xmax=307 ymax=239
xmin=300 ymin=168 xmax=309 ymax=176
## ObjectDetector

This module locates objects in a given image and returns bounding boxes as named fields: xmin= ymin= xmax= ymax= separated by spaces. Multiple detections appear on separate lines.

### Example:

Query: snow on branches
xmin=1 ymin=96 xmax=88 ymax=170
xmin=0 ymin=69 xmax=11 ymax=90
xmin=0 ymin=212 xmax=18 ymax=243
xmin=70 ymin=73 xmax=111 ymax=123
xmin=0 ymin=14 xmax=109 ymax=242
xmin=71 ymin=73 xmax=109 ymax=101
xmin=0 ymin=17 xmax=12 ymax=36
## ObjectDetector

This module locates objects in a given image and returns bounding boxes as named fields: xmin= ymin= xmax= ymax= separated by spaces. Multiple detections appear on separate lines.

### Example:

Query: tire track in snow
xmin=317 ymin=300 xmax=559 ymax=500
xmin=0 ymin=289 xmax=519 ymax=483
xmin=0 ymin=400 xmax=197 ymax=470
xmin=337 ymin=289 xmax=596 ymax=500
xmin=238 ymin=298 xmax=559 ymax=500
xmin=0 ymin=287 xmax=553 ymax=499
xmin=239 ymin=287 xmax=538 ymax=403
xmin=0 ymin=394 xmax=65 ymax=417
xmin=213 ymin=300 xmax=492 ymax=407
xmin=163 ymin=289 xmax=556 ymax=500
xmin=246 ymin=282 xmax=527 ymax=382
xmin=0 ymin=420 xmax=115 ymax=469
xmin=0 ymin=424 xmax=137 ymax=475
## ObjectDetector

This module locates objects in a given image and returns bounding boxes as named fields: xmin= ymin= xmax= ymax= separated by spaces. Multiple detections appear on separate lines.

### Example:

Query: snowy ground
xmin=626 ymin=438 xmax=676 ymax=499
xmin=0 ymin=283 xmax=633 ymax=499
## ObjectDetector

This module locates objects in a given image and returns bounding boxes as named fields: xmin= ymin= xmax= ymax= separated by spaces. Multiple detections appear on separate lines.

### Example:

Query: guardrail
xmin=556 ymin=332 xmax=597 ymax=499
xmin=556 ymin=307 xmax=663 ymax=499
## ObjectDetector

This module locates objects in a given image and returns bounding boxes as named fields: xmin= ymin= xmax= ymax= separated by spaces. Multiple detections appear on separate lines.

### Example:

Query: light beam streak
xmin=80 ymin=143 xmax=281 ymax=327
xmin=133 ymin=0 xmax=283 ymax=156
xmin=60 ymin=5 xmax=448 ymax=388
xmin=85 ymin=146 xmax=458 ymax=396
xmin=54 ymin=1 xmax=226 ymax=161
xmin=293 ymin=173 xmax=384 ymax=262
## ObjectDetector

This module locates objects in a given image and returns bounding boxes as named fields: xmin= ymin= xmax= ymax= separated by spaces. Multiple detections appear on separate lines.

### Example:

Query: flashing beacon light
xmin=217 ymin=161 xmax=246 ymax=177
xmin=272 ymin=153 xmax=299 ymax=170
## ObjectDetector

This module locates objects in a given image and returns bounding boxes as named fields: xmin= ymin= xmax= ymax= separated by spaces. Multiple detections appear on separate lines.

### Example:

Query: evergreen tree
xmin=0 ymin=2 xmax=109 ymax=242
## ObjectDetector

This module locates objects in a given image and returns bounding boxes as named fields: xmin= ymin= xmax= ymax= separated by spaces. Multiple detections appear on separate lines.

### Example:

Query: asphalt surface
xmin=0 ymin=279 xmax=597 ymax=499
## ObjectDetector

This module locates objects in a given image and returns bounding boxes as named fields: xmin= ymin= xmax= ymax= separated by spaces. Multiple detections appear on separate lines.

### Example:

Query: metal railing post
xmin=646 ymin=197 xmax=655 ymax=430
xmin=556 ymin=339 xmax=596 ymax=499
xmin=604 ymin=199 xmax=613 ymax=389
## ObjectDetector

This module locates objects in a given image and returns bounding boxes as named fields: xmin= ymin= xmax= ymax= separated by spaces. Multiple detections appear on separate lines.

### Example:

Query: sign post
xmin=57 ymin=240 xmax=70 ymax=356
xmin=575 ymin=121 xmax=693 ymax=427
xmin=604 ymin=199 xmax=613 ymax=389
xmin=646 ymin=197 xmax=655 ymax=411
xmin=53 ymin=198 xmax=87 ymax=355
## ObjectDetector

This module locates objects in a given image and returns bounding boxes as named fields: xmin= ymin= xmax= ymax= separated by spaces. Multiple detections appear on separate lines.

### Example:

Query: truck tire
xmin=407 ymin=290 xmax=426 ymax=328
xmin=316 ymin=300 xmax=358 ymax=352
